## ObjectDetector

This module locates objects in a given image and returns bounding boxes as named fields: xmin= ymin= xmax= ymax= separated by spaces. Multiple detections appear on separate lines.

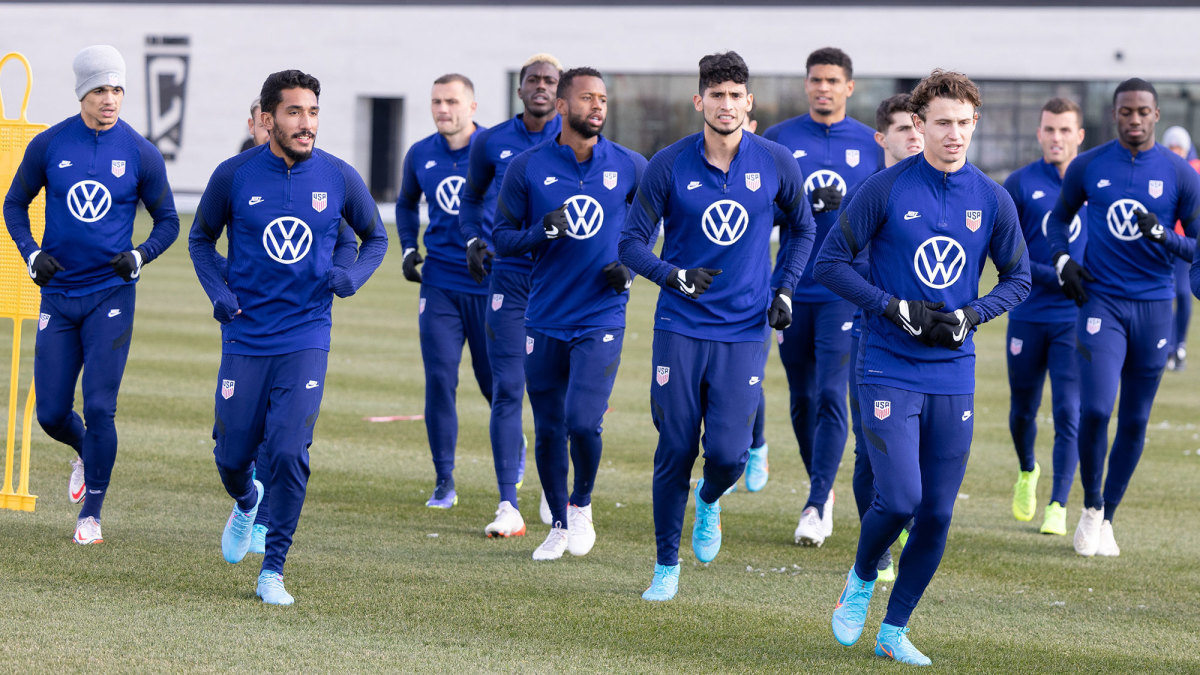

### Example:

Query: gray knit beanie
xmin=73 ymin=45 xmax=125 ymax=100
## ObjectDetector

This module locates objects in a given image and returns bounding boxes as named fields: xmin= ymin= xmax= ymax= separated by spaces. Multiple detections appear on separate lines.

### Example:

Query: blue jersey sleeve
xmin=459 ymin=131 xmax=496 ymax=245
xmin=3 ymin=130 xmax=52 ymax=260
xmin=188 ymin=161 xmax=240 ymax=317
xmin=134 ymin=139 xmax=180 ymax=262
xmin=1003 ymin=168 xmax=1058 ymax=289
xmin=618 ymin=149 xmax=677 ymax=286
xmin=332 ymin=220 xmax=359 ymax=269
xmin=339 ymin=160 xmax=389 ymax=292
xmin=967 ymin=184 xmax=1031 ymax=323
xmin=812 ymin=172 xmax=893 ymax=315
xmin=771 ymin=144 xmax=815 ymax=292
xmin=395 ymin=148 xmax=422 ymax=252
xmin=493 ymin=152 xmax=544 ymax=257
xmin=1163 ymin=157 xmax=1200 ymax=261
xmin=1046 ymin=155 xmax=1089 ymax=256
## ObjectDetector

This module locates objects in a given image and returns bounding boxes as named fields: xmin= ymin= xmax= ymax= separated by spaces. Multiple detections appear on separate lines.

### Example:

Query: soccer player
xmin=459 ymin=54 xmax=563 ymax=531
xmin=1047 ymin=79 xmax=1200 ymax=557
xmin=189 ymin=69 xmax=388 ymax=605
xmin=762 ymin=47 xmax=882 ymax=547
xmin=396 ymin=74 xmax=493 ymax=510
xmin=240 ymin=97 xmax=269 ymax=152
xmin=1002 ymin=98 xmax=1087 ymax=536
xmin=3 ymin=45 xmax=179 ymax=544
xmin=844 ymin=93 xmax=924 ymax=582
xmin=1162 ymin=125 xmax=1197 ymax=371
xmin=815 ymin=70 xmax=1030 ymax=665
xmin=619 ymin=51 xmax=815 ymax=601
xmin=492 ymin=67 xmax=646 ymax=558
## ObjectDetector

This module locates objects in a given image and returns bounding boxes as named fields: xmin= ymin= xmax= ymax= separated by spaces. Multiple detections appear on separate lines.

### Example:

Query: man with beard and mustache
xmin=189 ymin=69 xmax=388 ymax=605
xmin=396 ymin=74 xmax=494 ymax=514
xmin=492 ymin=67 xmax=645 ymax=560
xmin=458 ymin=55 xmax=563 ymax=536
xmin=619 ymin=51 xmax=815 ymax=601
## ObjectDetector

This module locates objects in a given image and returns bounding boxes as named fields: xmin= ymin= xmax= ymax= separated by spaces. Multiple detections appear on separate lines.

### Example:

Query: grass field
xmin=2 ymin=215 xmax=1199 ymax=672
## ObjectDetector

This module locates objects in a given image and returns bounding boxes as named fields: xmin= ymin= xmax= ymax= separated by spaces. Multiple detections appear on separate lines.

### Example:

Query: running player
xmin=397 ymin=74 xmax=492 ymax=509
xmin=3 ymin=45 xmax=179 ymax=544
xmin=619 ymin=51 xmax=815 ymax=601
xmin=1002 ymin=98 xmax=1087 ymax=535
xmin=816 ymin=69 xmax=1030 ymax=665
xmin=762 ymin=47 xmax=882 ymax=547
xmin=493 ymin=67 xmax=645 ymax=558
xmin=1046 ymin=78 xmax=1200 ymax=557
xmin=459 ymin=54 xmax=563 ymax=531
xmin=189 ymin=69 xmax=388 ymax=605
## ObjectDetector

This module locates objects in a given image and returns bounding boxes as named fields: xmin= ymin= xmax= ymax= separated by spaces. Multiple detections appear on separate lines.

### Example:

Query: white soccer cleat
xmin=485 ymin=501 xmax=527 ymax=538
xmin=567 ymin=503 xmax=595 ymax=556
xmin=532 ymin=527 xmax=568 ymax=561
xmin=539 ymin=489 xmax=552 ymax=525
xmin=1073 ymin=506 xmax=1103 ymax=557
xmin=1096 ymin=519 xmax=1120 ymax=557
xmin=794 ymin=506 xmax=826 ymax=547
xmin=68 ymin=457 xmax=86 ymax=504
xmin=822 ymin=491 xmax=836 ymax=538
xmin=73 ymin=516 xmax=103 ymax=545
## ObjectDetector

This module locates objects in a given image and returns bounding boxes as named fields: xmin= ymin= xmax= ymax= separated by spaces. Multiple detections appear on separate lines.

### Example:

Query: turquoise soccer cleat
xmin=249 ymin=523 xmax=268 ymax=555
xmin=221 ymin=479 xmax=263 ymax=564
xmin=745 ymin=444 xmax=769 ymax=492
xmin=876 ymin=623 xmax=932 ymax=666
xmin=641 ymin=563 xmax=680 ymax=601
xmin=256 ymin=570 xmax=294 ymax=606
xmin=691 ymin=479 xmax=722 ymax=563
xmin=832 ymin=566 xmax=875 ymax=646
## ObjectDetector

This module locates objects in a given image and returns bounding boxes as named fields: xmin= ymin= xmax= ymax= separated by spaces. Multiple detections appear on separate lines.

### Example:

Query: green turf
xmin=1 ymin=216 xmax=1198 ymax=672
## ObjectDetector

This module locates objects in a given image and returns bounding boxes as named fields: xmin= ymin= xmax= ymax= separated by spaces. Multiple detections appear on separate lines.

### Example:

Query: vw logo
xmin=1041 ymin=211 xmax=1082 ymax=244
xmin=66 ymin=180 xmax=112 ymax=222
xmin=1106 ymin=198 xmax=1146 ymax=241
xmin=913 ymin=236 xmax=966 ymax=289
xmin=563 ymin=194 xmax=604 ymax=239
xmin=701 ymin=200 xmax=749 ymax=246
xmin=803 ymin=169 xmax=847 ymax=196
xmin=262 ymin=216 xmax=313 ymax=264
xmin=435 ymin=176 xmax=466 ymax=215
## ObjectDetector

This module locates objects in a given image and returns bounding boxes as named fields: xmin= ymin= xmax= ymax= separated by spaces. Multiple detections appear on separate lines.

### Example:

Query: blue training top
xmin=619 ymin=131 xmax=816 ymax=343
xmin=4 ymin=115 xmax=179 ymax=296
xmin=493 ymin=135 xmax=647 ymax=337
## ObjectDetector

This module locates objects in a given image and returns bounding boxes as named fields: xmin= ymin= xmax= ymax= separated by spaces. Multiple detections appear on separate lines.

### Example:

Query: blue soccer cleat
xmin=876 ymin=623 xmax=931 ymax=666
xmin=516 ymin=434 xmax=528 ymax=490
xmin=832 ymin=566 xmax=875 ymax=646
xmin=426 ymin=480 xmax=458 ymax=509
xmin=249 ymin=523 xmax=268 ymax=555
xmin=256 ymin=570 xmax=295 ymax=606
xmin=745 ymin=443 xmax=769 ymax=492
xmin=641 ymin=563 xmax=680 ymax=601
xmin=221 ymin=479 xmax=263 ymax=564
xmin=691 ymin=479 xmax=722 ymax=563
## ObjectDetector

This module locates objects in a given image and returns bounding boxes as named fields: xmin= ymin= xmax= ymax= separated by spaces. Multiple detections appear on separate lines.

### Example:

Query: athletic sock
xmin=498 ymin=482 xmax=518 ymax=506
xmin=79 ymin=489 xmax=105 ymax=520
xmin=1103 ymin=502 xmax=1118 ymax=523
xmin=234 ymin=481 xmax=258 ymax=512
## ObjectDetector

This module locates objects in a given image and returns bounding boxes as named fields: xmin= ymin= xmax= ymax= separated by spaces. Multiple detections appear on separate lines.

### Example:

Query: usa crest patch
xmin=965 ymin=210 xmax=982 ymax=232
xmin=492 ymin=294 xmax=504 ymax=311
xmin=312 ymin=192 xmax=328 ymax=212
xmin=656 ymin=366 xmax=670 ymax=386
xmin=526 ymin=335 xmax=535 ymax=354
xmin=874 ymin=400 xmax=891 ymax=420
xmin=38 ymin=313 xmax=50 ymax=330
xmin=111 ymin=160 xmax=125 ymax=178
xmin=221 ymin=379 xmax=235 ymax=400
xmin=419 ymin=298 xmax=426 ymax=315
xmin=1148 ymin=180 xmax=1163 ymax=199
xmin=1086 ymin=317 xmax=1102 ymax=335
xmin=1010 ymin=337 xmax=1023 ymax=356
xmin=603 ymin=171 xmax=618 ymax=190
xmin=846 ymin=149 xmax=860 ymax=167
xmin=745 ymin=173 xmax=761 ymax=192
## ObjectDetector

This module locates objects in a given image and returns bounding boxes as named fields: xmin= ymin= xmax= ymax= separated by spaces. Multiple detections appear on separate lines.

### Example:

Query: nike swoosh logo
xmin=680 ymin=282 xmax=695 ymax=295
xmin=249 ymin=196 xmax=264 ymax=205
xmin=687 ymin=181 xmax=702 ymax=190
xmin=900 ymin=317 xmax=921 ymax=336
xmin=952 ymin=323 xmax=968 ymax=342
xmin=904 ymin=211 xmax=920 ymax=220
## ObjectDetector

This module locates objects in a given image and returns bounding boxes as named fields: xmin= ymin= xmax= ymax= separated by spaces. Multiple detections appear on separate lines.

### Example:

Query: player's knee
xmin=36 ymin=401 xmax=74 ymax=433
xmin=878 ymin=486 xmax=922 ymax=519
xmin=81 ymin=401 xmax=117 ymax=428
xmin=1079 ymin=406 xmax=1112 ymax=426
xmin=565 ymin=412 xmax=600 ymax=441
xmin=919 ymin=504 xmax=955 ymax=533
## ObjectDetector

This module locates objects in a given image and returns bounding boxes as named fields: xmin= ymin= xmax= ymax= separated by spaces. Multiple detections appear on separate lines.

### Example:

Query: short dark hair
xmin=1041 ymin=97 xmax=1083 ymax=125
xmin=434 ymin=73 xmax=475 ymax=94
xmin=1113 ymin=78 xmax=1158 ymax=107
xmin=908 ymin=69 xmax=981 ymax=121
xmin=557 ymin=67 xmax=604 ymax=99
xmin=698 ymin=51 xmax=748 ymax=94
xmin=874 ymin=93 xmax=912 ymax=133
xmin=806 ymin=47 xmax=853 ymax=80
xmin=260 ymin=70 xmax=320 ymax=117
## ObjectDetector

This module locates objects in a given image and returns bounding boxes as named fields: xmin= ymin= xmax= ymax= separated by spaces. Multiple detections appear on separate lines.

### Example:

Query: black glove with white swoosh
xmin=767 ymin=288 xmax=793 ymax=330
xmin=401 ymin=247 xmax=423 ymax=283
xmin=1053 ymin=251 xmax=1095 ymax=306
xmin=27 ymin=250 xmax=65 ymax=286
xmin=927 ymin=306 xmax=981 ymax=350
xmin=883 ymin=298 xmax=946 ymax=344
xmin=602 ymin=261 xmax=633 ymax=294
xmin=109 ymin=246 xmax=147 ymax=282
xmin=810 ymin=185 xmax=843 ymax=214
xmin=667 ymin=267 xmax=721 ymax=299
xmin=1134 ymin=210 xmax=1166 ymax=244
xmin=542 ymin=204 xmax=570 ymax=239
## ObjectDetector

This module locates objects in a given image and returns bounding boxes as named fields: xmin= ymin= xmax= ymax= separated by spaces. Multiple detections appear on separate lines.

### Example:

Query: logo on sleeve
xmin=263 ymin=217 xmax=312 ymax=264
xmin=1148 ymin=180 xmax=1164 ymax=199
xmin=914 ymin=236 xmax=966 ymax=289
xmin=312 ymin=191 xmax=327 ymax=213
xmin=435 ymin=176 xmax=465 ymax=214
xmin=603 ymin=171 xmax=618 ymax=190
xmin=38 ymin=313 xmax=50 ymax=330
xmin=1032 ymin=190 xmax=1045 ymax=200
xmin=500 ymin=149 xmax=513 ymax=159
xmin=221 ymin=379 xmax=235 ymax=400
xmin=492 ymin=294 xmax=504 ymax=311
xmin=1009 ymin=337 xmax=1023 ymax=355
xmin=66 ymin=180 xmax=112 ymax=222
xmin=526 ymin=335 xmax=535 ymax=354
xmin=1041 ymin=212 xmax=1082 ymax=243
xmin=563 ymin=195 xmax=604 ymax=239
xmin=1086 ymin=317 xmax=1102 ymax=334
xmin=845 ymin=149 xmax=860 ymax=167
xmin=111 ymin=160 xmax=126 ymax=178
xmin=656 ymin=366 xmax=670 ymax=386
xmin=745 ymin=172 xmax=761 ymax=192
xmin=1106 ymin=199 xmax=1147 ymax=241
xmin=965 ymin=210 xmax=982 ymax=232
xmin=803 ymin=170 xmax=847 ymax=197
xmin=874 ymin=400 xmax=891 ymax=420
xmin=701 ymin=199 xmax=749 ymax=246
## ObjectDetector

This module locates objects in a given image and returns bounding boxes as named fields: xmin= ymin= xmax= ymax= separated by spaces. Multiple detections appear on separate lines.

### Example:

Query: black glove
xmin=1053 ymin=252 xmax=1095 ymax=306
xmin=927 ymin=306 xmax=981 ymax=350
xmin=666 ymin=267 xmax=721 ymax=299
xmin=1135 ymin=210 xmax=1165 ymax=244
xmin=768 ymin=289 xmax=793 ymax=330
xmin=108 ymin=247 xmax=146 ymax=282
xmin=27 ymin=250 xmax=64 ymax=286
xmin=883 ymin=298 xmax=947 ymax=342
xmin=465 ymin=237 xmax=493 ymax=284
xmin=602 ymin=261 xmax=632 ymax=294
xmin=543 ymin=204 xmax=570 ymax=239
xmin=811 ymin=185 xmax=843 ymax=214
xmin=401 ymin=248 xmax=423 ymax=283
